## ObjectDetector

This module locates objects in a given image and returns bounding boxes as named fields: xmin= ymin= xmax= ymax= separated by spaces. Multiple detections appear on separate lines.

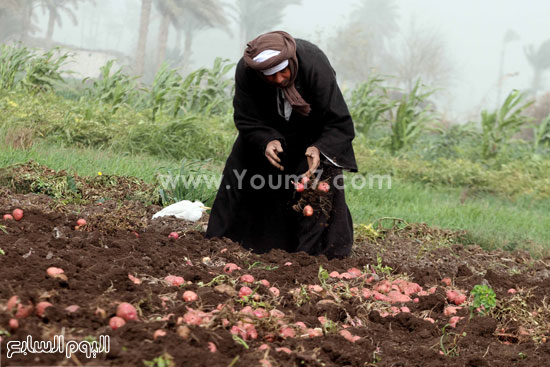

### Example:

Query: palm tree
xmin=38 ymin=0 xmax=93 ymax=42
xmin=154 ymin=0 xmax=230 ymax=69
xmin=135 ymin=0 xmax=153 ymax=76
xmin=496 ymin=29 xmax=520 ymax=105
xmin=524 ymin=39 xmax=550 ymax=95
xmin=178 ymin=0 xmax=230 ymax=70
xmin=235 ymin=0 xmax=302 ymax=45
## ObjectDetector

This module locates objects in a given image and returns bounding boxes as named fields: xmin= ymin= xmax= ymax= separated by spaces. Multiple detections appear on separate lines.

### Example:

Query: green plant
xmin=143 ymin=353 xmax=174 ymax=367
xmin=481 ymin=90 xmax=533 ymax=159
xmin=318 ymin=265 xmax=330 ymax=287
xmin=0 ymin=44 xmax=32 ymax=89
xmin=84 ymin=60 xmax=139 ymax=113
xmin=374 ymin=255 xmax=392 ymax=276
xmin=389 ymin=80 xmax=435 ymax=153
xmin=439 ymin=323 xmax=467 ymax=357
xmin=0 ymin=44 xmax=69 ymax=92
xmin=21 ymin=48 xmax=69 ymax=92
xmin=470 ymin=284 xmax=497 ymax=315
xmin=232 ymin=335 xmax=249 ymax=349
xmin=0 ymin=247 xmax=5 ymax=254
xmin=348 ymin=76 xmax=395 ymax=136
xmin=174 ymin=57 xmax=234 ymax=116
xmin=147 ymin=63 xmax=182 ymax=122
xmin=156 ymin=159 xmax=219 ymax=207
xmin=533 ymin=114 xmax=550 ymax=152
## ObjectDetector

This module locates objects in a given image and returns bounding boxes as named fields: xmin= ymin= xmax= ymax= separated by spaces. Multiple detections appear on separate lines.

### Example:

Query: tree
xmin=135 ymin=0 xmax=153 ymax=76
xmin=388 ymin=21 xmax=453 ymax=92
xmin=496 ymin=29 xmax=520 ymax=106
xmin=177 ymin=0 xmax=230 ymax=71
xmin=524 ymin=39 xmax=550 ymax=95
xmin=153 ymin=0 xmax=231 ymax=69
xmin=235 ymin=0 xmax=301 ymax=45
xmin=40 ymin=0 xmax=76 ymax=42
xmin=327 ymin=0 xmax=400 ymax=82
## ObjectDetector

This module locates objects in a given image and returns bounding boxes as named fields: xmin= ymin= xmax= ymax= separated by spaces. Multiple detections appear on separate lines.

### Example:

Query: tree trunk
xmin=532 ymin=68 xmax=542 ymax=95
xmin=46 ymin=7 xmax=55 ymax=42
xmin=156 ymin=11 xmax=170 ymax=69
xmin=135 ymin=0 xmax=152 ymax=76
xmin=182 ymin=29 xmax=194 ymax=72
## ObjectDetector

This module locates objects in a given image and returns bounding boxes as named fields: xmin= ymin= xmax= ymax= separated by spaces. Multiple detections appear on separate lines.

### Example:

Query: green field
xmin=1 ymin=44 xmax=549 ymax=255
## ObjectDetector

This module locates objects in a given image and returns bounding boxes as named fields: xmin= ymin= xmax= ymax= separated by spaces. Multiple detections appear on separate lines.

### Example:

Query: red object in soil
xmin=295 ymin=183 xmax=305 ymax=192
xmin=109 ymin=316 xmax=126 ymax=329
xmin=12 ymin=208 xmax=23 ymax=221
xmin=116 ymin=302 xmax=138 ymax=321
xmin=168 ymin=232 xmax=179 ymax=239
xmin=76 ymin=218 xmax=87 ymax=226
xmin=303 ymin=205 xmax=313 ymax=216
xmin=3 ymin=214 xmax=13 ymax=220
xmin=36 ymin=302 xmax=53 ymax=317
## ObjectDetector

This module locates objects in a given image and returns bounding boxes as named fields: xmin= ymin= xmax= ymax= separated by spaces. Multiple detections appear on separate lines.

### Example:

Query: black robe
xmin=205 ymin=39 xmax=358 ymax=259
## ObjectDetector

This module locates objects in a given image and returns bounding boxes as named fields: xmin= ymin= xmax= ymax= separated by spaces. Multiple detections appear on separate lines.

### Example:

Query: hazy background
xmin=2 ymin=0 xmax=550 ymax=122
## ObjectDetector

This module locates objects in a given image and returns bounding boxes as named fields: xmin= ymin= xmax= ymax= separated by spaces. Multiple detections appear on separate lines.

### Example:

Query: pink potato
xmin=276 ymin=347 xmax=292 ymax=354
xmin=303 ymin=205 xmax=314 ymax=217
xmin=65 ymin=305 xmax=80 ymax=313
xmin=441 ymin=278 xmax=452 ymax=286
xmin=153 ymin=329 xmax=167 ymax=340
xmin=116 ymin=302 xmax=138 ymax=321
xmin=387 ymin=291 xmax=411 ymax=304
xmin=444 ymin=306 xmax=462 ymax=317
xmin=340 ymin=329 xmax=361 ymax=343
xmin=7 ymin=296 xmax=34 ymax=319
xmin=239 ymin=286 xmax=253 ymax=298
xmin=259 ymin=279 xmax=270 ymax=287
xmin=168 ymin=232 xmax=179 ymax=239
xmin=182 ymin=291 xmax=198 ymax=302
xmin=164 ymin=275 xmax=185 ymax=286
xmin=295 ymin=183 xmax=305 ymax=192
xmin=76 ymin=218 xmax=87 ymax=226
xmin=240 ymin=274 xmax=255 ymax=283
xmin=317 ymin=182 xmax=330 ymax=193
xmin=269 ymin=287 xmax=280 ymax=297
xmin=207 ymin=342 xmax=217 ymax=353
xmin=446 ymin=290 xmax=467 ymax=305
xmin=449 ymin=316 xmax=463 ymax=328
xmin=223 ymin=263 xmax=241 ymax=274
xmin=279 ymin=326 xmax=296 ymax=338
xmin=36 ymin=302 xmax=53 ymax=317
xmin=9 ymin=318 xmax=19 ymax=330
xmin=109 ymin=316 xmax=126 ymax=329
xmin=507 ymin=288 xmax=517 ymax=295
xmin=12 ymin=209 xmax=23 ymax=221
xmin=3 ymin=214 xmax=13 ymax=220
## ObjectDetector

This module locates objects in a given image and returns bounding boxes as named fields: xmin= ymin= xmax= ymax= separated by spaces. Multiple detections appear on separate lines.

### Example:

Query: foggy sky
xmin=32 ymin=0 xmax=550 ymax=121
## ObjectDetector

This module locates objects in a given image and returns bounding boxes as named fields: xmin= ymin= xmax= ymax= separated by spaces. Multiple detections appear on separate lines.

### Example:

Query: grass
xmin=347 ymin=177 xmax=550 ymax=255
xmin=1 ymin=139 xmax=548 ymax=255
xmin=0 ymin=140 xmax=181 ymax=183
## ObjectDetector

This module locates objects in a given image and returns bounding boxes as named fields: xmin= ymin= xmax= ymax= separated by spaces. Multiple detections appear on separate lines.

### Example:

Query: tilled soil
xmin=1 ymin=177 xmax=550 ymax=366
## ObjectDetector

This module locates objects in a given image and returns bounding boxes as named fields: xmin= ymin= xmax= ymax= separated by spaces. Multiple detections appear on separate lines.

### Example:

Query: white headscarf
xmin=253 ymin=50 xmax=289 ymax=75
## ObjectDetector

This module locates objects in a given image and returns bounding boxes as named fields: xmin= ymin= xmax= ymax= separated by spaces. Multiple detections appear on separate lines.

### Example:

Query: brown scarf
xmin=243 ymin=31 xmax=311 ymax=116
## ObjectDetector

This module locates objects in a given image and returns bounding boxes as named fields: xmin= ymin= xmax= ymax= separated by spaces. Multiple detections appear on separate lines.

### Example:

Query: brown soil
xmin=1 ymin=164 xmax=550 ymax=367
